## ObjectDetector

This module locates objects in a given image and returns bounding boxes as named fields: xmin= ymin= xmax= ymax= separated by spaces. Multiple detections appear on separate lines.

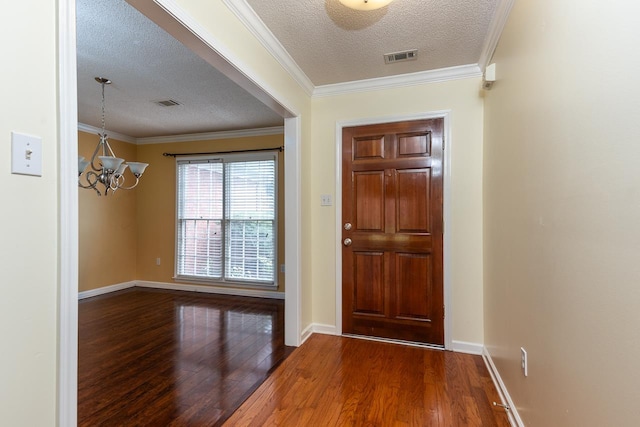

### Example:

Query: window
xmin=176 ymin=152 xmax=277 ymax=286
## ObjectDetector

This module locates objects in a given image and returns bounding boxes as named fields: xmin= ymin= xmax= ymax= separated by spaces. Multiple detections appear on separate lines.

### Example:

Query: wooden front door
xmin=342 ymin=118 xmax=444 ymax=345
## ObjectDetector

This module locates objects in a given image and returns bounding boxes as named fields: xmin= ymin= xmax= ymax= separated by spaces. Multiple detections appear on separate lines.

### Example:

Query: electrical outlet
xmin=156 ymin=257 xmax=161 ymax=266
xmin=521 ymin=347 xmax=528 ymax=377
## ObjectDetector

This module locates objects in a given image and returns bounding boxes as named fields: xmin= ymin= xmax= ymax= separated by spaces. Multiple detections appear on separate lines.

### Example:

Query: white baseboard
xmin=78 ymin=280 xmax=285 ymax=300
xmin=452 ymin=340 xmax=484 ymax=355
xmin=310 ymin=323 xmax=338 ymax=335
xmin=300 ymin=324 xmax=314 ymax=344
xmin=134 ymin=280 xmax=285 ymax=299
xmin=300 ymin=323 xmax=338 ymax=345
xmin=299 ymin=329 xmax=484 ymax=354
xmin=78 ymin=281 xmax=136 ymax=299
xmin=482 ymin=347 xmax=525 ymax=427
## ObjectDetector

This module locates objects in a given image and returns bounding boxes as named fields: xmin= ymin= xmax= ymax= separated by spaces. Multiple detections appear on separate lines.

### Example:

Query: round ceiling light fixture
xmin=338 ymin=0 xmax=394 ymax=11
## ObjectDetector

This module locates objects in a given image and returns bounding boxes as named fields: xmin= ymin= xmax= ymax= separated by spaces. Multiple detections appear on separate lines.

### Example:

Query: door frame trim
xmin=58 ymin=0 xmax=79 ymax=425
xmin=334 ymin=111 xmax=453 ymax=350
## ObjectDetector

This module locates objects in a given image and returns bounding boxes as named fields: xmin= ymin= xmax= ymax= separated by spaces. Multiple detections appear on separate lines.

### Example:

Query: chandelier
xmin=339 ymin=0 xmax=394 ymax=11
xmin=78 ymin=77 xmax=148 ymax=196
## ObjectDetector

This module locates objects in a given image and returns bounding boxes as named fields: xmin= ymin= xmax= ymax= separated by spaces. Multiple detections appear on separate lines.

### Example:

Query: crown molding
xmin=478 ymin=0 xmax=516 ymax=70
xmin=313 ymin=64 xmax=482 ymax=97
xmin=77 ymin=123 xmax=137 ymax=144
xmin=78 ymin=123 xmax=284 ymax=145
xmin=136 ymin=126 xmax=285 ymax=144
xmin=223 ymin=0 xmax=509 ymax=96
xmin=223 ymin=0 xmax=315 ymax=97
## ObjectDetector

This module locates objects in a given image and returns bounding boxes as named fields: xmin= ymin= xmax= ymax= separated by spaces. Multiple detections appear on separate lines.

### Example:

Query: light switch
xmin=320 ymin=194 xmax=333 ymax=206
xmin=12 ymin=132 xmax=42 ymax=176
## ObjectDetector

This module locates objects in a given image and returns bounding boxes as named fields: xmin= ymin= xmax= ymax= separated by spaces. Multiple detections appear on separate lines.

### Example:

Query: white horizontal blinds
xmin=225 ymin=159 xmax=276 ymax=283
xmin=176 ymin=160 xmax=224 ymax=279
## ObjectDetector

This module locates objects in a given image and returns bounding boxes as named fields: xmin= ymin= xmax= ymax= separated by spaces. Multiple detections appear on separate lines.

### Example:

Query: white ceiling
xmin=245 ymin=0 xmax=498 ymax=86
xmin=77 ymin=0 xmax=500 ymax=139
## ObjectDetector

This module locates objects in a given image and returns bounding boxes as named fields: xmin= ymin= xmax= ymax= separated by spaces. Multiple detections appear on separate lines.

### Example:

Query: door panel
xmin=395 ymin=253 xmax=432 ymax=320
xmin=354 ymin=172 xmax=385 ymax=231
xmin=353 ymin=135 xmax=385 ymax=160
xmin=342 ymin=118 xmax=444 ymax=345
xmin=397 ymin=132 xmax=430 ymax=157
xmin=396 ymin=169 xmax=430 ymax=233
xmin=353 ymin=252 xmax=385 ymax=315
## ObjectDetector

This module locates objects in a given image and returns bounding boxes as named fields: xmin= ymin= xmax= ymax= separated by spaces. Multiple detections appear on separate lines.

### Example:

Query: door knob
xmin=343 ymin=238 xmax=352 ymax=246
xmin=344 ymin=222 xmax=352 ymax=231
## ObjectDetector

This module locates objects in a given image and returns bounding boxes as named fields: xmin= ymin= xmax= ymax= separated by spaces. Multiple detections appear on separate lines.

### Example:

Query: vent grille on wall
xmin=155 ymin=99 xmax=181 ymax=107
xmin=384 ymin=49 xmax=418 ymax=64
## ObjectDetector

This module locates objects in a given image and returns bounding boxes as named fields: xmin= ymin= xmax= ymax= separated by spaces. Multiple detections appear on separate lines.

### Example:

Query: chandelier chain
xmin=101 ymin=81 xmax=106 ymax=135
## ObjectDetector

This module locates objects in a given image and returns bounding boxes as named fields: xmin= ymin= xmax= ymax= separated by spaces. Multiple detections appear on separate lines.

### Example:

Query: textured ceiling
xmin=76 ymin=0 xmax=500 ymax=139
xmin=76 ymin=0 xmax=284 ymax=139
xmin=246 ymin=0 xmax=498 ymax=86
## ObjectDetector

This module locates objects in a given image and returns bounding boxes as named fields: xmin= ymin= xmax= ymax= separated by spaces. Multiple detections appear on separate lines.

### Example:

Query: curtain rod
xmin=163 ymin=146 xmax=283 ymax=157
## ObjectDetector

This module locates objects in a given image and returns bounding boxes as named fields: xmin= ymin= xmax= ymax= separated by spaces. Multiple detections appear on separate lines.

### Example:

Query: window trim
xmin=173 ymin=151 xmax=278 ymax=288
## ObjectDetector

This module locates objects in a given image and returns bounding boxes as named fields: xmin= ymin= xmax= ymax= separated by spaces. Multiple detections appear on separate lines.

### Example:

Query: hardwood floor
xmin=80 ymin=289 xmax=509 ymax=426
xmin=78 ymin=288 xmax=291 ymax=427
xmin=224 ymin=334 xmax=511 ymax=427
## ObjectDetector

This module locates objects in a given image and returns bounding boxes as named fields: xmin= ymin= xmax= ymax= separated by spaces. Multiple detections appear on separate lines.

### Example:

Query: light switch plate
xmin=12 ymin=132 xmax=42 ymax=176
xmin=320 ymin=194 xmax=333 ymax=206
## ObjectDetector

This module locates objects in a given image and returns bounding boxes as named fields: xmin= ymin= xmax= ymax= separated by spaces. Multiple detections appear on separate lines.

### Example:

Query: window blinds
xmin=176 ymin=155 xmax=276 ymax=285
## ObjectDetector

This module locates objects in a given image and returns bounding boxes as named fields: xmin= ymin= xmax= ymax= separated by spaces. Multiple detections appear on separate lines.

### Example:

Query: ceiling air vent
xmin=384 ymin=49 xmax=418 ymax=64
xmin=154 ymin=99 xmax=181 ymax=107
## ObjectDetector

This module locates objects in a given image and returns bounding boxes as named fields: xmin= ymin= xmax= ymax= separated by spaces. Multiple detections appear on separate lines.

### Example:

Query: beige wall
xmin=135 ymin=135 xmax=286 ymax=292
xmin=311 ymin=78 xmax=485 ymax=343
xmin=78 ymin=131 xmax=138 ymax=291
xmin=0 ymin=0 xmax=58 ymax=424
xmin=483 ymin=0 xmax=640 ymax=425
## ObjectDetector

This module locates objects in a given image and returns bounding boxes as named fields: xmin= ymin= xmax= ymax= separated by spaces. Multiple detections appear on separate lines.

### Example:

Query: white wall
xmin=484 ymin=0 xmax=640 ymax=425
xmin=0 ymin=0 xmax=59 ymax=424
xmin=312 ymin=77 xmax=485 ymax=344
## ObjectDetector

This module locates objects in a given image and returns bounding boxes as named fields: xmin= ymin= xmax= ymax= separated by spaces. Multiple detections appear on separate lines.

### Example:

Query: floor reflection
xmin=78 ymin=287 xmax=289 ymax=426
xmin=174 ymin=303 xmax=279 ymax=413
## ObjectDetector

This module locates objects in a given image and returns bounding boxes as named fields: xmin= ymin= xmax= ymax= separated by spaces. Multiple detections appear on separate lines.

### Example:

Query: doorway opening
xmin=58 ymin=0 xmax=302 ymax=424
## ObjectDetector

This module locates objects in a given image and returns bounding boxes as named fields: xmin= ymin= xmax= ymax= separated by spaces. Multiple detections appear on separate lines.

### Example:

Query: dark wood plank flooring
xmin=78 ymin=288 xmax=291 ymax=427
xmin=224 ymin=334 xmax=511 ymax=426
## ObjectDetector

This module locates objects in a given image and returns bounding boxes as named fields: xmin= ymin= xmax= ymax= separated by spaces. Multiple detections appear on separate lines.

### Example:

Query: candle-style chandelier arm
xmin=86 ymin=134 xmax=107 ymax=172
xmin=78 ymin=170 xmax=103 ymax=196
xmin=111 ymin=174 xmax=140 ymax=191
xmin=110 ymin=161 xmax=148 ymax=191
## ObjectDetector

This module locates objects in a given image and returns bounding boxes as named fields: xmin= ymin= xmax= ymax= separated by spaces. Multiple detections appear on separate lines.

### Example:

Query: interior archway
xmin=58 ymin=0 xmax=302 ymax=424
